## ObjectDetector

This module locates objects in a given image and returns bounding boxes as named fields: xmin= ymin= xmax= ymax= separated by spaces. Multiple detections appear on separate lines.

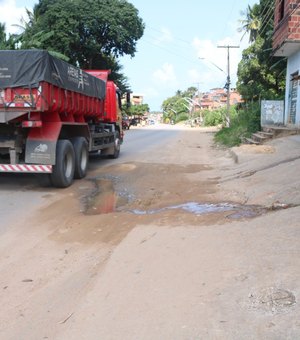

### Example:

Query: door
xmin=288 ymin=73 xmax=298 ymax=124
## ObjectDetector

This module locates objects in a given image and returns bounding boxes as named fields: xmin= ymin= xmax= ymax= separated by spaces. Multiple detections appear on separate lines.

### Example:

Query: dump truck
xmin=0 ymin=50 xmax=124 ymax=187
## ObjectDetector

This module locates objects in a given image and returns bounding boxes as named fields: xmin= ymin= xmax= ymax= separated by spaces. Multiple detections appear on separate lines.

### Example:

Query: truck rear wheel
xmin=51 ymin=139 xmax=75 ymax=188
xmin=72 ymin=137 xmax=89 ymax=179
xmin=109 ymin=131 xmax=121 ymax=159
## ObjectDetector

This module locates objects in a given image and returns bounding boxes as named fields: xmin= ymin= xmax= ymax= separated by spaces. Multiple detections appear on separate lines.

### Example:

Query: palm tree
xmin=238 ymin=5 xmax=261 ymax=43
xmin=0 ymin=23 xmax=17 ymax=50
xmin=0 ymin=23 xmax=7 ymax=49
xmin=10 ymin=8 xmax=69 ymax=61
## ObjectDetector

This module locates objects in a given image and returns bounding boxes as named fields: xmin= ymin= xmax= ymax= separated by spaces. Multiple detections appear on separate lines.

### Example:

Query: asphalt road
xmin=0 ymin=125 xmax=179 ymax=229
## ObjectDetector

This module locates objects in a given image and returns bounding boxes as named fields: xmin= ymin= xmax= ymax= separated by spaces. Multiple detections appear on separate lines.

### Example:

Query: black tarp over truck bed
xmin=0 ymin=50 xmax=106 ymax=99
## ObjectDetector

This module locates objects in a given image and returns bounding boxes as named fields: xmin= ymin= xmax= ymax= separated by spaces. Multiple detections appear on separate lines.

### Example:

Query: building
xmin=130 ymin=93 xmax=144 ymax=106
xmin=121 ymin=92 xmax=144 ymax=108
xmin=273 ymin=0 xmax=300 ymax=125
xmin=197 ymin=88 xmax=243 ymax=111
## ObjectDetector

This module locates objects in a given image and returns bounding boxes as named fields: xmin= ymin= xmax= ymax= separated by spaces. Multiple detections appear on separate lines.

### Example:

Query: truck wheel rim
xmin=64 ymin=152 xmax=73 ymax=178
xmin=115 ymin=137 xmax=120 ymax=150
xmin=81 ymin=147 xmax=88 ymax=170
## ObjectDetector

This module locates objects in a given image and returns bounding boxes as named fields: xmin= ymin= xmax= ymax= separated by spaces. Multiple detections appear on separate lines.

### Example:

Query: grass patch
xmin=214 ymin=102 xmax=261 ymax=147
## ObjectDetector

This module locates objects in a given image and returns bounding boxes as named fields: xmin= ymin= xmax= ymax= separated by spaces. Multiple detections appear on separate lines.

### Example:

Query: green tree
xmin=237 ymin=0 xmax=286 ymax=102
xmin=128 ymin=103 xmax=150 ymax=116
xmin=213 ymin=0 xmax=284 ymax=147
xmin=21 ymin=0 xmax=144 ymax=92
xmin=0 ymin=23 xmax=17 ymax=50
xmin=181 ymin=86 xmax=198 ymax=99
xmin=0 ymin=23 xmax=7 ymax=49
xmin=161 ymin=87 xmax=199 ymax=123
xmin=238 ymin=4 xmax=261 ymax=43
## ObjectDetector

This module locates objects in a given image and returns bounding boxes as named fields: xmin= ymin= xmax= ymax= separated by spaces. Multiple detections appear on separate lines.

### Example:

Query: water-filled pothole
xmin=130 ymin=202 xmax=268 ymax=219
xmin=81 ymin=177 xmax=128 ymax=215
xmin=80 ymin=178 xmax=295 ymax=218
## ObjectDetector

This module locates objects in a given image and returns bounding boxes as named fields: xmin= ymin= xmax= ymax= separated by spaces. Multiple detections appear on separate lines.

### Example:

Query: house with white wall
xmin=273 ymin=0 xmax=300 ymax=126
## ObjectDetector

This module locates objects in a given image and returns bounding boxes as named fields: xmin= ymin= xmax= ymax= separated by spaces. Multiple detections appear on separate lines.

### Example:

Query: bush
xmin=175 ymin=113 xmax=189 ymax=123
xmin=214 ymin=125 xmax=247 ymax=147
xmin=204 ymin=109 xmax=224 ymax=126
xmin=203 ymin=106 xmax=238 ymax=127
xmin=214 ymin=102 xmax=261 ymax=147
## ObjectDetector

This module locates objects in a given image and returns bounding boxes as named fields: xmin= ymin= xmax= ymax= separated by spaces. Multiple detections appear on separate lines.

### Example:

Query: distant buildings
xmin=121 ymin=92 xmax=144 ymax=107
xmin=193 ymin=88 xmax=243 ymax=111
xmin=130 ymin=93 xmax=144 ymax=106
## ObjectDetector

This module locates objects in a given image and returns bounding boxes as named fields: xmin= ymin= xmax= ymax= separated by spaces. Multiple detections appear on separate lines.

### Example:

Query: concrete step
xmin=258 ymin=131 xmax=274 ymax=138
xmin=252 ymin=133 xmax=269 ymax=143
xmin=243 ymin=137 xmax=261 ymax=145
xmin=262 ymin=125 xmax=300 ymax=137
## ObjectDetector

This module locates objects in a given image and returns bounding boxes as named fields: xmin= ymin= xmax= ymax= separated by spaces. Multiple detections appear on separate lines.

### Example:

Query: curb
xmin=228 ymin=149 xmax=239 ymax=164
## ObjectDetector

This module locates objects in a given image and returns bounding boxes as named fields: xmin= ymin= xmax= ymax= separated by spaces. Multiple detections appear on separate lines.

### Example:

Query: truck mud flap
xmin=25 ymin=140 xmax=56 ymax=164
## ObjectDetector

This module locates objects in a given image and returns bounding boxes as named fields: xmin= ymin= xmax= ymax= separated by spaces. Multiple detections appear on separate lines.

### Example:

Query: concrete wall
xmin=285 ymin=50 xmax=300 ymax=125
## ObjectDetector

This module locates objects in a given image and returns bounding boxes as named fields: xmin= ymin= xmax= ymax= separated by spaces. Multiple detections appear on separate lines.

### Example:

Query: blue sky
xmin=1 ymin=0 xmax=258 ymax=111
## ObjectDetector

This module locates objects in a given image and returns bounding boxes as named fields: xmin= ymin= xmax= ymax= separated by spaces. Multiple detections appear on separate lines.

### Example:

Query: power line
xmin=141 ymin=36 xmax=198 ymax=66
xmin=147 ymin=26 xmax=191 ymax=46
xmin=259 ymin=0 xmax=274 ymax=23
xmin=220 ymin=0 xmax=238 ymax=37
xmin=259 ymin=2 xmax=275 ymax=37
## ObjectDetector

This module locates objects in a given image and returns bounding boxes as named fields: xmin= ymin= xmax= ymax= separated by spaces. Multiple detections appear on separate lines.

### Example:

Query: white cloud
xmin=153 ymin=62 xmax=178 ymax=85
xmin=0 ymin=0 xmax=29 ymax=36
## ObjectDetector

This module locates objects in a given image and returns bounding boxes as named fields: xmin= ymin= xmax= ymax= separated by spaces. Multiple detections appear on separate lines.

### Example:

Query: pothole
xmin=130 ymin=202 xmax=268 ymax=219
xmin=79 ymin=178 xmax=296 ymax=218
xmin=80 ymin=177 xmax=129 ymax=215
xmin=248 ymin=287 xmax=296 ymax=314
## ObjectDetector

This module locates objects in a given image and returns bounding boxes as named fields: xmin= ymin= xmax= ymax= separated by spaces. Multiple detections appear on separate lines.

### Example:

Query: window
xmin=279 ymin=0 xmax=285 ymax=21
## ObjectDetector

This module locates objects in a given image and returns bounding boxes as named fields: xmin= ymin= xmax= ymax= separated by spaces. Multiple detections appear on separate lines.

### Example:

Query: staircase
xmin=243 ymin=126 xmax=300 ymax=145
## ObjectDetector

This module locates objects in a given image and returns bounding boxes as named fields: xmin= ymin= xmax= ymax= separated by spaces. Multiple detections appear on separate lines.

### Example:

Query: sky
xmin=1 ymin=0 xmax=258 ymax=111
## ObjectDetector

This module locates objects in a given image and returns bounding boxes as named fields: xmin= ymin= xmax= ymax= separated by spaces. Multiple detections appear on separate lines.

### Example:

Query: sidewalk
xmin=221 ymin=135 xmax=300 ymax=206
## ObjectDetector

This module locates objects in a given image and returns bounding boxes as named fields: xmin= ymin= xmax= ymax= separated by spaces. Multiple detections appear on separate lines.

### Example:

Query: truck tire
xmin=72 ymin=137 xmax=89 ymax=179
xmin=51 ymin=139 xmax=75 ymax=188
xmin=110 ymin=131 xmax=121 ymax=159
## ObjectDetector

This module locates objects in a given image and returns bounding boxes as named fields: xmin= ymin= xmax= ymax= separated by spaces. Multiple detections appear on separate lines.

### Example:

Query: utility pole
xmin=217 ymin=45 xmax=239 ymax=127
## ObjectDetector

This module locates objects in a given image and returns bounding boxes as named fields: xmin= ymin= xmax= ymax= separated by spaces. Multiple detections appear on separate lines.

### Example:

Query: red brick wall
xmin=273 ymin=0 xmax=300 ymax=50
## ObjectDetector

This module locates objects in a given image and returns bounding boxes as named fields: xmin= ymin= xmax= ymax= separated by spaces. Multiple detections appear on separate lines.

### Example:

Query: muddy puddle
xmin=79 ymin=177 xmax=295 ymax=219
xmin=130 ymin=202 xmax=268 ymax=219
xmin=81 ymin=177 xmax=129 ymax=215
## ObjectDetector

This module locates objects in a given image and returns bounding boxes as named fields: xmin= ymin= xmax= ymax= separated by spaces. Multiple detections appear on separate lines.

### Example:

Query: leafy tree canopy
xmin=161 ymin=86 xmax=198 ymax=122
xmin=10 ymin=0 xmax=145 ymax=93
xmin=28 ymin=0 xmax=144 ymax=65
xmin=0 ymin=23 xmax=18 ymax=50
xmin=237 ymin=0 xmax=286 ymax=102
xmin=126 ymin=103 xmax=150 ymax=116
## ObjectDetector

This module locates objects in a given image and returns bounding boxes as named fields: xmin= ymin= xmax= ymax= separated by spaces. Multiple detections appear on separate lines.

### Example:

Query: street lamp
xmin=182 ymin=97 xmax=197 ymax=126
xmin=183 ymin=97 xmax=200 ymax=109
xmin=182 ymin=103 xmax=190 ymax=110
xmin=199 ymin=57 xmax=226 ymax=74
